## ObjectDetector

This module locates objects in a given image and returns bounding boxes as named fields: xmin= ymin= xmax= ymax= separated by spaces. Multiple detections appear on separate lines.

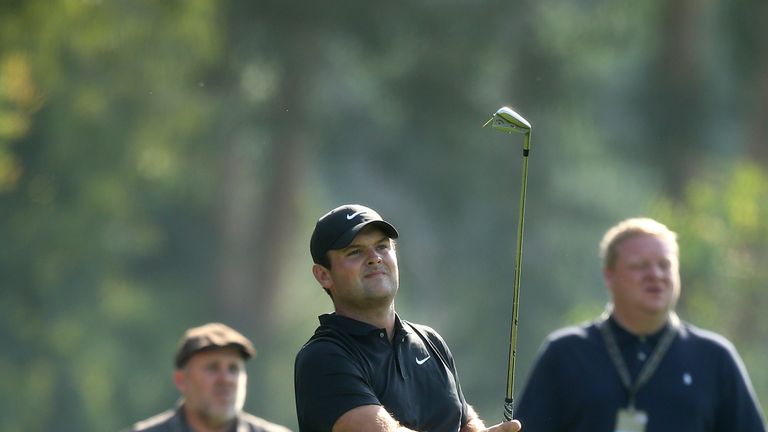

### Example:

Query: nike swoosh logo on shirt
xmin=346 ymin=211 xmax=365 ymax=220
xmin=416 ymin=355 xmax=431 ymax=365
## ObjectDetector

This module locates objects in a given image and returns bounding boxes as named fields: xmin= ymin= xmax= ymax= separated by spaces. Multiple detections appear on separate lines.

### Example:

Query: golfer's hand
xmin=484 ymin=420 xmax=522 ymax=432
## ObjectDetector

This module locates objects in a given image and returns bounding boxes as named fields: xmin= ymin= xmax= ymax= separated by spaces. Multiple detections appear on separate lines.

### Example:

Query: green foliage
xmin=0 ymin=1 xmax=221 ymax=430
xmin=653 ymin=160 xmax=768 ymax=415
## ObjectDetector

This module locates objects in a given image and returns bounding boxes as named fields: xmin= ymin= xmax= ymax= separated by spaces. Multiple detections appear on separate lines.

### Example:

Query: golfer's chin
xmin=366 ymin=286 xmax=397 ymax=303
xmin=365 ymin=275 xmax=397 ymax=292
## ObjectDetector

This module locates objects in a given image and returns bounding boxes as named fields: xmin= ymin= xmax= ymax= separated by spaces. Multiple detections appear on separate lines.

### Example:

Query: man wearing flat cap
xmin=125 ymin=322 xmax=291 ymax=432
xmin=294 ymin=204 xmax=521 ymax=432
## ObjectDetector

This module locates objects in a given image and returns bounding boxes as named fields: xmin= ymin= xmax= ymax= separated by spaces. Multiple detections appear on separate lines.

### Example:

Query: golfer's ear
xmin=312 ymin=263 xmax=332 ymax=289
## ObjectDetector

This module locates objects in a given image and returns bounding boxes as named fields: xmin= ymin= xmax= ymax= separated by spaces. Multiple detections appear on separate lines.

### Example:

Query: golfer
xmin=294 ymin=204 xmax=522 ymax=432
xmin=516 ymin=217 xmax=766 ymax=431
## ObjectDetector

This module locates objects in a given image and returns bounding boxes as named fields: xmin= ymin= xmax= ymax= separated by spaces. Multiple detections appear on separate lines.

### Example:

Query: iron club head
xmin=483 ymin=106 xmax=531 ymax=134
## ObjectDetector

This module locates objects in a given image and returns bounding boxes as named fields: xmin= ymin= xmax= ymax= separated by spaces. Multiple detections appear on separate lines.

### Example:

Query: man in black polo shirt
xmin=516 ymin=217 xmax=766 ymax=431
xmin=294 ymin=204 xmax=522 ymax=432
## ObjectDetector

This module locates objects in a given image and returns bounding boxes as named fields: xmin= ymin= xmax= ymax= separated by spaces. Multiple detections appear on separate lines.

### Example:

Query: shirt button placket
xmin=399 ymin=344 xmax=408 ymax=380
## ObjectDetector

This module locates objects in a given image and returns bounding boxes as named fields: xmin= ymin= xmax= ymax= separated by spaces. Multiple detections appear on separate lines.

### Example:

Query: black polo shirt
xmin=515 ymin=316 xmax=767 ymax=432
xmin=294 ymin=313 xmax=469 ymax=432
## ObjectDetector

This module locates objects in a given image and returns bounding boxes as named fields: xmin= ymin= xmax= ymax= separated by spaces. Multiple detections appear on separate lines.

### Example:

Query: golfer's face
xmin=176 ymin=348 xmax=246 ymax=425
xmin=605 ymin=234 xmax=680 ymax=317
xmin=324 ymin=225 xmax=399 ymax=311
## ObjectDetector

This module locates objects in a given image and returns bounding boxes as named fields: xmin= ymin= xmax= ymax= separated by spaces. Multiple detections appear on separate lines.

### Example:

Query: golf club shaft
xmin=503 ymin=131 xmax=530 ymax=421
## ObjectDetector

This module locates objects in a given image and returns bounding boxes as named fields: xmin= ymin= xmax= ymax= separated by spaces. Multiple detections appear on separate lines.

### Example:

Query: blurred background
xmin=1 ymin=0 xmax=767 ymax=430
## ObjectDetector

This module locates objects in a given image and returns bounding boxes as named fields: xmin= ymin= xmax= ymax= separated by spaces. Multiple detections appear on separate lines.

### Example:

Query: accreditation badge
xmin=614 ymin=408 xmax=648 ymax=432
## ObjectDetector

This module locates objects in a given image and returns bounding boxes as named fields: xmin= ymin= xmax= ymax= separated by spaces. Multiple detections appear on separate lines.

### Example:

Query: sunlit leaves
xmin=0 ymin=52 xmax=42 ymax=191
xmin=653 ymin=159 xmax=768 ymax=413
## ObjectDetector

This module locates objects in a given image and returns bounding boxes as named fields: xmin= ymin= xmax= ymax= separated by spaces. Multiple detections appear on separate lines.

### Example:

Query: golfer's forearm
xmin=460 ymin=405 xmax=486 ymax=432
xmin=332 ymin=405 xmax=418 ymax=432
xmin=463 ymin=421 xmax=523 ymax=432
xmin=460 ymin=419 xmax=486 ymax=432
xmin=460 ymin=406 xmax=522 ymax=432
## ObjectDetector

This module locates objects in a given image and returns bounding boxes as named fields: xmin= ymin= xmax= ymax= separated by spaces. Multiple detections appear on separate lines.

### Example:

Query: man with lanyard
xmin=294 ymin=204 xmax=522 ymax=432
xmin=515 ymin=217 xmax=766 ymax=431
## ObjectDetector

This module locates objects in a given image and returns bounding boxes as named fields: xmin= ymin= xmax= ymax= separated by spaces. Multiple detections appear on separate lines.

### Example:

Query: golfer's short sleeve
xmin=294 ymin=339 xmax=380 ymax=431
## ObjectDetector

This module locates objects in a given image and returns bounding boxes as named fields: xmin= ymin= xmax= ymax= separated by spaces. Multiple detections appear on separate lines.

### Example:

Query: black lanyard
xmin=599 ymin=314 xmax=680 ymax=409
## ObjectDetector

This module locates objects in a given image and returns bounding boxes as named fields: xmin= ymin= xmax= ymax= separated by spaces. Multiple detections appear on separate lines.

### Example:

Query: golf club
xmin=483 ymin=106 xmax=532 ymax=422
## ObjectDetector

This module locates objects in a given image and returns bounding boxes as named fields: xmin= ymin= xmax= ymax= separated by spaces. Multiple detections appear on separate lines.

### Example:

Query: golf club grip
xmin=503 ymin=398 xmax=514 ymax=422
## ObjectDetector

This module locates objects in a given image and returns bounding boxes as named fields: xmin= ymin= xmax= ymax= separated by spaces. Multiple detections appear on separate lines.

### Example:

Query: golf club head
xmin=483 ymin=106 xmax=531 ymax=134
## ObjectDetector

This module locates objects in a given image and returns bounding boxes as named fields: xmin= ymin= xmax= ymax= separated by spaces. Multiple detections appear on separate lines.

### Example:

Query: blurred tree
xmin=0 ymin=0 xmax=224 ymax=429
xmin=209 ymin=1 xmax=329 ymax=335
xmin=641 ymin=0 xmax=709 ymax=196
xmin=722 ymin=0 xmax=768 ymax=163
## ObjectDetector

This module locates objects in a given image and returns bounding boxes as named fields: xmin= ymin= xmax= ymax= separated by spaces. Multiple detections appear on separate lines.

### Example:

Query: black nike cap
xmin=310 ymin=204 xmax=399 ymax=264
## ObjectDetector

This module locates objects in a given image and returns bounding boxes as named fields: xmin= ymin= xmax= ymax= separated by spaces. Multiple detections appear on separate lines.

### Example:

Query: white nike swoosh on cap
xmin=346 ymin=211 xmax=365 ymax=220
xmin=416 ymin=355 xmax=430 ymax=365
